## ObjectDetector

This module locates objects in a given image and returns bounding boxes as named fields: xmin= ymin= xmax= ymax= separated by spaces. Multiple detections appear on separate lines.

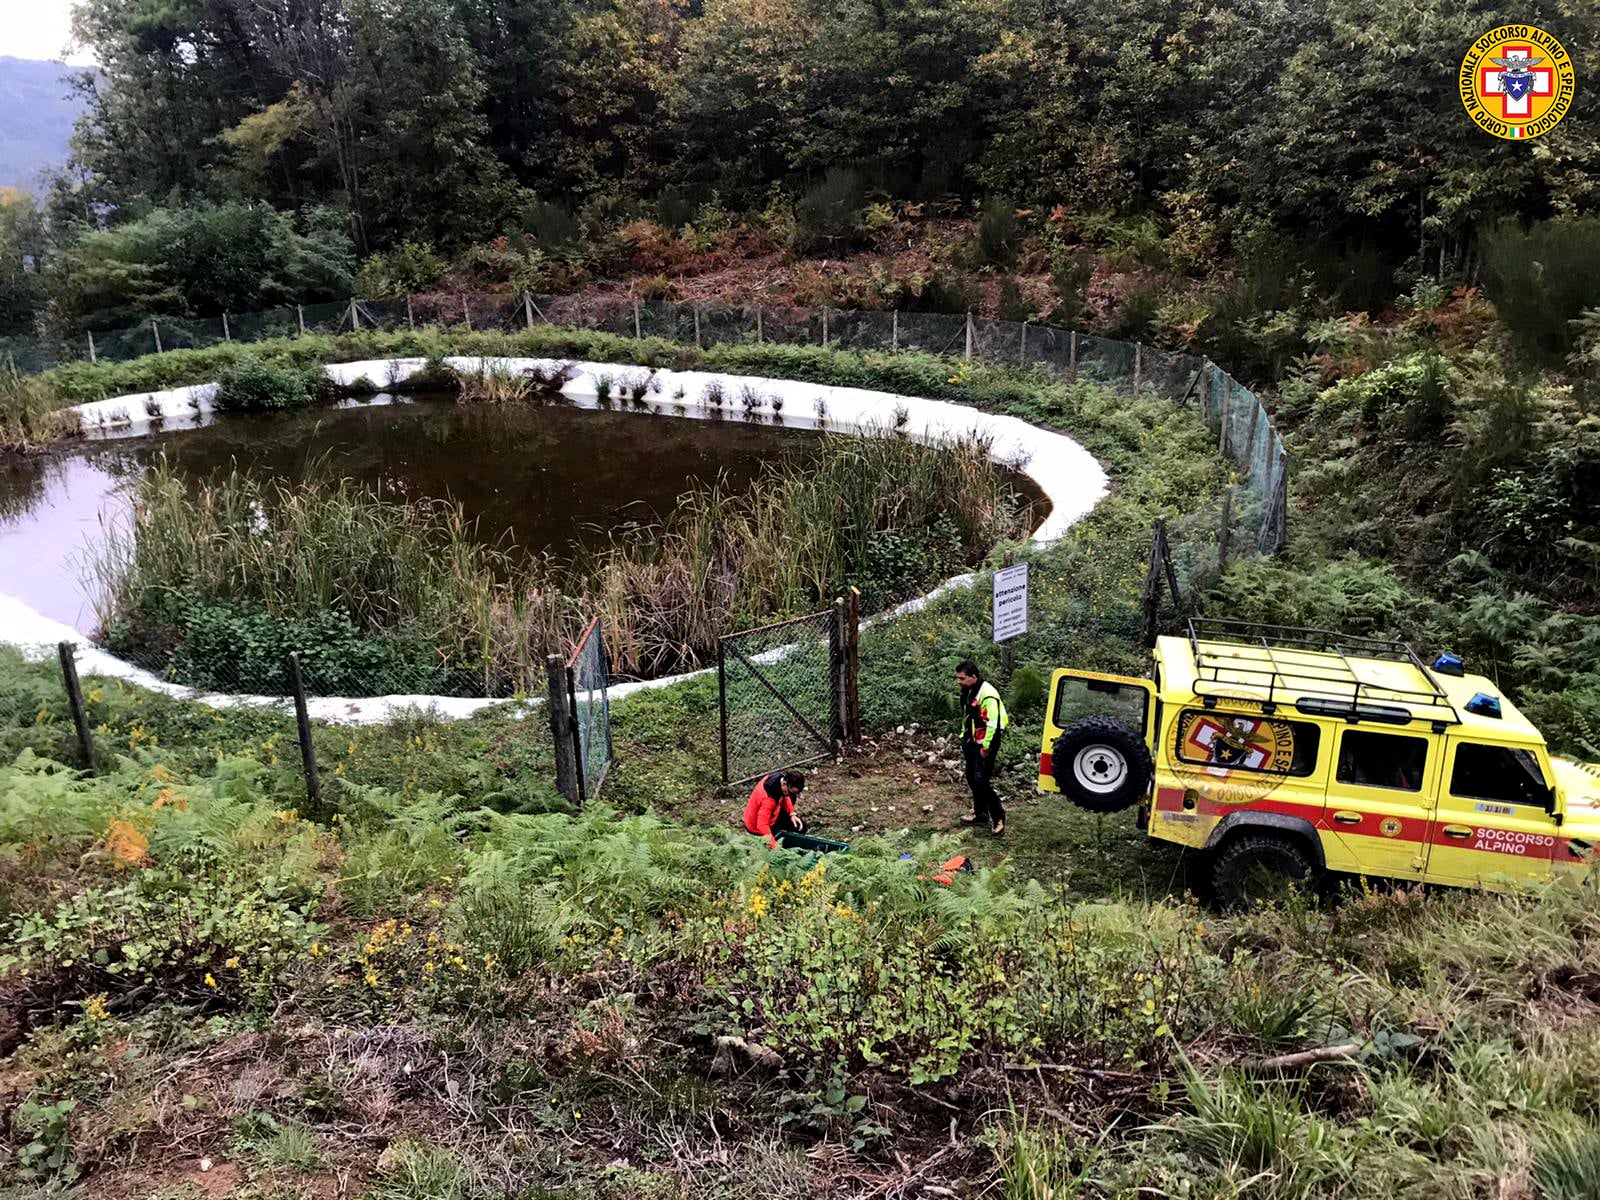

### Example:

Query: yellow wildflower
xmin=225 ymin=957 xmax=240 ymax=969
xmin=204 ymin=973 xmax=217 ymax=988
xmin=85 ymin=993 xmax=111 ymax=1022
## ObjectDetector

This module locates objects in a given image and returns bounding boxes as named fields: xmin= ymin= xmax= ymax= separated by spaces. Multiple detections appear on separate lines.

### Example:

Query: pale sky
xmin=2 ymin=0 xmax=96 ymax=65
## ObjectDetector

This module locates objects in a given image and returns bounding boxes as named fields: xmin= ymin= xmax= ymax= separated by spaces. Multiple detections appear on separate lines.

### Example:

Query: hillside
xmin=0 ymin=57 xmax=86 ymax=192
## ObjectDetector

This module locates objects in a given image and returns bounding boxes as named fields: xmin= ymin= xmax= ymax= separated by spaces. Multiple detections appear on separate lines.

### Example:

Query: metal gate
xmin=718 ymin=609 xmax=842 ymax=785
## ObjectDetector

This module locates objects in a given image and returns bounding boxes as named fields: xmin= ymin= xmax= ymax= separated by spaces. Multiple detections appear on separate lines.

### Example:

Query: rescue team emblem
xmin=1379 ymin=816 xmax=1404 ymax=839
xmin=1460 ymin=25 xmax=1575 ymax=141
xmin=1178 ymin=712 xmax=1296 ymax=775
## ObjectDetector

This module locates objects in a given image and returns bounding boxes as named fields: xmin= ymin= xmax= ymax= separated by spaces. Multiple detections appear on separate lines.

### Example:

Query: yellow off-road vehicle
xmin=1038 ymin=620 xmax=1600 ymax=906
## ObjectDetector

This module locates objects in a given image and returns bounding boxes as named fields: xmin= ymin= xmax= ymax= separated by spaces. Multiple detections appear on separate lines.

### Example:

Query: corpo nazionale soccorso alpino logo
xmin=1460 ymin=24 xmax=1576 ymax=141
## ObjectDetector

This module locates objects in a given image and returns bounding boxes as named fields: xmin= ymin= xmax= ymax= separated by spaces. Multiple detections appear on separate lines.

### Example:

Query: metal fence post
xmin=151 ymin=319 xmax=162 ymax=354
xmin=846 ymin=587 xmax=862 ymax=746
xmin=717 ymin=638 xmax=730 ymax=784
xmin=287 ymin=653 xmax=321 ymax=808
xmin=830 ymin=597 xmax=846 ymax=753
xmin=547 ymin=654 xmax=579 ymax=802
xmin=57 ymin=642 xmax=97 ymax=774
xmin=1068 ymin=330 xmax=1078 ymax=379
xmin=86 ymin=330 xmax=96 ymax=364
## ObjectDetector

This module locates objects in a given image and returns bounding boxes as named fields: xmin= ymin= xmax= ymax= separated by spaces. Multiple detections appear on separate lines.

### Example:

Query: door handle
xmin=1442 ymin=824 xmax=1472 ymax=839
xmin=1333 ymin=811 xmax=1362 ymax=825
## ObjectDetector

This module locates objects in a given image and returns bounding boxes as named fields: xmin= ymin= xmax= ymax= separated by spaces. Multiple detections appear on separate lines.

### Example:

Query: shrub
xmin=357 ymin=241 xmax=447 ymax=296
xmin=976 ymin=197 xmax=1022 ymax=268
xmin=795 ymin=167 xmax=866 ymax=252
xmin=213 ymin=355 xmax=319 ymax=411
xmin=1482 ymin=218 xmax=1600 ymax=363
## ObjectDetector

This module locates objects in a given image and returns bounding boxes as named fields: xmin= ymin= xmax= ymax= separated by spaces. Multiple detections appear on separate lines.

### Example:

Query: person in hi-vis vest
xmin=956 ymin=660 xmax=1010 ymax=836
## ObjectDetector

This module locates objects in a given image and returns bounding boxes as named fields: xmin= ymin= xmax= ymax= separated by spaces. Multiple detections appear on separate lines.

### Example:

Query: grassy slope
xmin=4 ymin=335 xmax=1600 ymax=1198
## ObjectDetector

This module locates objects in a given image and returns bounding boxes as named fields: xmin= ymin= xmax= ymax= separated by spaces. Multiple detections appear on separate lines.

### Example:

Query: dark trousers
xmin=963 ymin=733 xmax=1005 ymax=824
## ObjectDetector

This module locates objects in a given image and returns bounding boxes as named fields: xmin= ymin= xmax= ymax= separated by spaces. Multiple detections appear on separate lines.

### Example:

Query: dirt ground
xmin=685 ymin=727 xmax=1192 ymax=900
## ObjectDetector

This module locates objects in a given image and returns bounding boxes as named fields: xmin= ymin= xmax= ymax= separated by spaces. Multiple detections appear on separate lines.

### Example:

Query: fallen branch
xmin=1244 ymin=1043 xmax=1363 ymax=1071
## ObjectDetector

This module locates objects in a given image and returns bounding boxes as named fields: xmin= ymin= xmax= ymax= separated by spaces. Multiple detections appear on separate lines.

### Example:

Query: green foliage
xmin=48 ymin=201 xmax=355 ymax=333
xmin=358 ymin=242 xmax=448 ymax=297
xmin=795 ymin=168 xmax=866 ymax=252
xmin=976 ymin=197 xmax=1021 ymax=268
xmin=1006 ymin=666 xmax=1046 ymax=719
xmin=212 ymin=354 xmax=320 ymax=412
xmin=12 ymin=1096 xmax=77 ymax=1181
xmin=1482 ymin=218 xmax=1600 ymax=363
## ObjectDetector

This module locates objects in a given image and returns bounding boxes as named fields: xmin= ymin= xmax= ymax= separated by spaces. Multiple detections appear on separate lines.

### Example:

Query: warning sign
xmin=993 ymin=562 xmax=1029 ymax=643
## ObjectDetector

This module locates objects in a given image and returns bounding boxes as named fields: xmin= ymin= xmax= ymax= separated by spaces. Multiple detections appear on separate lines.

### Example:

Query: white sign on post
xmin=992 ymin=562 xmax=1029 ymax=643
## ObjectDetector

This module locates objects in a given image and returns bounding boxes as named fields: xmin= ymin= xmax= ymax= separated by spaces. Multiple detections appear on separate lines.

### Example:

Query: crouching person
xmin=744 ymin=770 xmax=808 ymax=849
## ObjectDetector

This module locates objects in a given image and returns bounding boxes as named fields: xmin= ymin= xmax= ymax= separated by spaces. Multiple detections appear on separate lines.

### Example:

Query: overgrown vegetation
xmin=89 ymin=385 xmax=1031 ymax=690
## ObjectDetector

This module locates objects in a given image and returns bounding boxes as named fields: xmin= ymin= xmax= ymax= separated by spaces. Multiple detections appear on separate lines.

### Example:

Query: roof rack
xmin=1184 ymin=618 xmax=1462 ymax=728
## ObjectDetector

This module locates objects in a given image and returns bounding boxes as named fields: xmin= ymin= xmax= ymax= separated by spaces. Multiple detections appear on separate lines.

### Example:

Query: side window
xmin=1450 ymin=743 xmax=1552 ymax=809
xmin=1337 ymin=731 xmax=1429 ymax=792
xmin=1174 ymin=710 xmax=1321 ymax=777
xmin=1054 ymin=676 xmax=1148 ymax=732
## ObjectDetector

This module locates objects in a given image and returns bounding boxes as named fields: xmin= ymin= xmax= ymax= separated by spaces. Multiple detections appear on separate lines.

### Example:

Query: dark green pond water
xmin=0 ymin=396 xmax=832 ymax=632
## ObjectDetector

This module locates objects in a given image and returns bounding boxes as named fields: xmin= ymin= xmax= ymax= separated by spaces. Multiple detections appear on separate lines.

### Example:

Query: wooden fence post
xmin=964 ymin=312 xmax=974 ymax=360
xmin=1068 ymin=330 xmax=1078 ymax=379
xmin=297 ymin=304 xmax=306 ymax=335
xmin=821 ymin=307 xmax=829 ymax=348
xmin=547 ymin=654 xmax=579 ymax=802
xmin=407 ymin=295 xmax=416 ymax=330
xmin=57 ymin=643 xmax=97 ymax=774
xmin=222 ymin=312 xmax=231 ymax=342
xmin=461 ymin=294 xmax=471 ymax=331
xmin=633 ymin=298 xmax=642 ymax=339
xmin=86 ymin=331 xmax=96 ymax=364
xmin=755 ymin=308 xmax=763 ymax=343
xmin=1019 ymin=323 xmax=1027 ymax=369
xmin=525 ymin=293 xmax=536 ymax=331
xmin=891 ymin=309 xmax=899 ymax=353
xmin=151 ymin=319 xmax=162 ymax=354
xmin=349 ymin=298 xmax=360 ymax=331
xmin=287 ymin=653 xmax=321 ymax=809
xmin=1133 ymin=343 xmax=1142 ymax=393
xmin=694 ymin=306 xmax=703 ymax=349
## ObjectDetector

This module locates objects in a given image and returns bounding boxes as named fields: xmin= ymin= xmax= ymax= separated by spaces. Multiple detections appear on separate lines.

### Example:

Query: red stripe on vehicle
xmin=1039 ymin=752 xmax=1053 ymax=778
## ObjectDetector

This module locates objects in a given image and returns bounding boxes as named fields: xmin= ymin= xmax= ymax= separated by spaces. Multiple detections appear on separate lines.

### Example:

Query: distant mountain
xmin=0 ymin=57 xmax=90 ymax=193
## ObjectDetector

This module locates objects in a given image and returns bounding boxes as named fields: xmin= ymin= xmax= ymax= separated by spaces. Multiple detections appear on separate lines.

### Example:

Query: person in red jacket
xmin=743 ymin=770 xmax=808 ymax=848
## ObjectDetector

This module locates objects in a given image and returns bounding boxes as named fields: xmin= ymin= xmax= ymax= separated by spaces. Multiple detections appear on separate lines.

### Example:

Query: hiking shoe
xmin=958 ymin=815 xmax=984 ymax=828
xmin=991 ymin=819 xmax=1006 ymax=837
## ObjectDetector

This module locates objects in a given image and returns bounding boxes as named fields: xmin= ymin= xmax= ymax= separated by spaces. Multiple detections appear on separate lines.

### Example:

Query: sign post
xmin=992 ymin=558 xmax=1028 ymax=681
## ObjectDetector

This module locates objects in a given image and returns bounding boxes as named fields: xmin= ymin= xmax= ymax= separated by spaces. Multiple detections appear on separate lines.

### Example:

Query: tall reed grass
xmin=1 ymin=362 xmax=81 ymax=451
xmin=91 ymin=427 xmax=1029 ymax=692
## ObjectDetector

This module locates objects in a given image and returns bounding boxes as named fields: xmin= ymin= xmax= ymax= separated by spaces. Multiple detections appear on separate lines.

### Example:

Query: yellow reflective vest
xmin=962 ymin=680 xmax=1010 ymax=750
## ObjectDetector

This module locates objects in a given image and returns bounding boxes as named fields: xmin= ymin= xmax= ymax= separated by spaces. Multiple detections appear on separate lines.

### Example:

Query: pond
xmin=0 ymin=396 xmax=851 ymax=634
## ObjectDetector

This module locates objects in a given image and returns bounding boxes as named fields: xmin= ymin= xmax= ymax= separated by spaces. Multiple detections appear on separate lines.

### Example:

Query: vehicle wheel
xmin=1208 ymin=832 xmax=1319 ymax=912
xmin=1048 ymin=716 xmax=1153 ymax=814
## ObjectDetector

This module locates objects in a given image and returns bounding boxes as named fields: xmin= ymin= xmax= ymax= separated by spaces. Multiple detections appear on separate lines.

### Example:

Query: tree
xmin=0 ymin=191 xmax=47 ymax=335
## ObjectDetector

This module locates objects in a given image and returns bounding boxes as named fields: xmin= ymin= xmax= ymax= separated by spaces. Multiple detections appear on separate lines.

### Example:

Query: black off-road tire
xmin=1208 ymin=832 xmax=1319 ymax=912
xmin=1048 ymin=716 xmax=1154 ymax=814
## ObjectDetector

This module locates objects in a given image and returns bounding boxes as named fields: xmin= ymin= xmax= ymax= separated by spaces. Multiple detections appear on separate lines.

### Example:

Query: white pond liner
xmin=3 ymin=358 xmax=1108 ymax=723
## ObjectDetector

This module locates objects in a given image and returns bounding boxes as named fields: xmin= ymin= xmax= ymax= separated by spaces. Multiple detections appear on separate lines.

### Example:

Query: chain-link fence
xmin=718 ymin=609 xmax=842 ymax=785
